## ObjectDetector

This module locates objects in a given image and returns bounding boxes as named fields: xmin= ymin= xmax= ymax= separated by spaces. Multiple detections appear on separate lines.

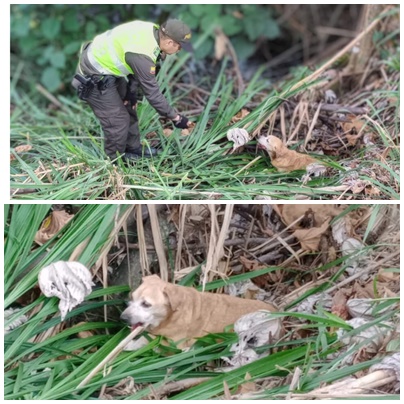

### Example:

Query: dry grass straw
xmin=136 ymin=205 xmax=149 ymax=277
xmin=288 ymin=369 xmax=397 ymax=399
xmin=175 ymin=205 xmax=188 ymax=272
xmin=147 ymin=205 xmax=169 ymax=282
xmin=78 ymin=326 xmax=145 ymax=388
xmin=202 ymin=205 xmax=234 ymax=287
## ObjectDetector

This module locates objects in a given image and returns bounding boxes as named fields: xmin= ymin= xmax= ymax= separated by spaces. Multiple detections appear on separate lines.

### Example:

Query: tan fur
xmin=122 ymin=275 xmax=277 ymax=347
xmin=258 ymin=135 xmax=317 ymax=172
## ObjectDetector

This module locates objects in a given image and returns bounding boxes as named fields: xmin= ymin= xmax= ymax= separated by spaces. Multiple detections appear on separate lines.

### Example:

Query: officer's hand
xmin=172 ymin=115 xmax=189 ymax=129
xmin=124 ymin=89 xmax=137 ymax=109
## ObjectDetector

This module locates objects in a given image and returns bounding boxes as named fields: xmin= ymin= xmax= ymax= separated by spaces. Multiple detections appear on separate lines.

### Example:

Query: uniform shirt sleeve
xmin=125 ymin=52 xmax=177 ymax=120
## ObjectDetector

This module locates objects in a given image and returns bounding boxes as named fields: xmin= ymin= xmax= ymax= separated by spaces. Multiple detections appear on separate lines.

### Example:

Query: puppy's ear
xmin=163 ymin=284 xmax=185 ymax=311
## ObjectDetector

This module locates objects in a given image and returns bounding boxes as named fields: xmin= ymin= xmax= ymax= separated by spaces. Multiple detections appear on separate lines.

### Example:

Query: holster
xmin=74 ymin=74 xmax=116 ymax=99
xmin=74 ymin=73 xmax=94 ymax=100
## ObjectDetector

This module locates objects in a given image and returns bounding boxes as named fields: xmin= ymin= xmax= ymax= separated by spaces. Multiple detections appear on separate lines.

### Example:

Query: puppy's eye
xmin=141 ymin=301 xmax=151 ymax=308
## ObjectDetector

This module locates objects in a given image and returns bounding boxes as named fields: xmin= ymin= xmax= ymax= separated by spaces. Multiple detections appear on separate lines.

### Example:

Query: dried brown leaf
xmin=231 ymin=108 xmax=250 ymax=124
xmin=238 ymin=373 xmax=257 ymax=395
xmin=292 ymin=218 xmax=331 ymax=251
xmin=34 ymin=210 xmax=74 ymax=245
xmin=10 ymin=144 xmax=33 ymax=161
xmin=281 ymin=204 xmax=341 ymax=228
xmin=331 ymin=289 xmax=350 ymax=320
xmin=346 ymin=132 xmax=363 ymax=146
xmin=342 ymin=114 xmax=366 ymax=134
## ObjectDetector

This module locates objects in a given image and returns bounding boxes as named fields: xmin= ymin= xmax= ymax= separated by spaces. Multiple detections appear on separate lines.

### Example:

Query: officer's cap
xmin=161 ymin=19 xmax=193 ymax=52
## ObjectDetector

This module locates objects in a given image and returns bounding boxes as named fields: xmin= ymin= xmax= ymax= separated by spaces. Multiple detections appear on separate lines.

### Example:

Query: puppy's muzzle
xmin=120 ymin=307 xmax=144 ymax=330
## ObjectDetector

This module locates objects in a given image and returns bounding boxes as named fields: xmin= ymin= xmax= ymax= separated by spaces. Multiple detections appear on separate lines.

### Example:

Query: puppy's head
xmin=257 ymin=135 xmax=282 ymax=158
xmin=120 ymin=275 xmax=174 ymax=331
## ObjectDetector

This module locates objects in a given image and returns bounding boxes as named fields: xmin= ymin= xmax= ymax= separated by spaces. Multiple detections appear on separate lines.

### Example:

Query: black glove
xmin=173 ymin=115 xmax=189 ymax=129
xmin=124 ymin=87 xmax=137 ymax=107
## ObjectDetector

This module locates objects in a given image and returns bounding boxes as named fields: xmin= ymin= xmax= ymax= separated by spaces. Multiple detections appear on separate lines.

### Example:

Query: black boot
xmin=123 ymin=152 xmax=142 ymax=163
xmin=126 ymin=146 xmax=158 ymax=158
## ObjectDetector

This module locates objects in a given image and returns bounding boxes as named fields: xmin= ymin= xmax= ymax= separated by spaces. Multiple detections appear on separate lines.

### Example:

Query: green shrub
xmin=10 ymin=4 xmax=280 ymax=92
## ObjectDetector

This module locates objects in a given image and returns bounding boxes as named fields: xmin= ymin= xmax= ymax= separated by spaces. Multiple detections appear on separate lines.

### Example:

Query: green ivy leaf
xmin=11 ymin=15 xmax=31 ymax=38
xmin=194 ymin=37 xmax=214 ymax=60
xmin=221 ymin=15 xmax=243 ymax=36
xmin=244 ymin=15 xmax=267 ymax=41
xmin=189 ymin=5 xmax=206 ymax=17
xmin=64 ymin=41 xmax=82 ymax=55
xmin=63 ymin=10 xmax=81 ymax=32
xmin=41 ymin=67 xmax=61 ymax=92
xmin=51 ymin=51 xmax=66 ymax=69
xmin=190 ymin=4 xmax=222 ymax=17
xmin=18 ymin=37 xmax=41 ymax=56
xmin=262 ymin=19 xmax=281 ymax=40
xmin=85 ymin=21 xmax=97 ymax=39
xmin=43 ymin=45 xmax=55 ymax=61
xmin=200 ymin=14 xmax=218 ymax=33
xmin=231 ymin=35 xmax=256 ymax=60
xmin=41 ymin=18 xmax=61 ymax=40
xmin=183 ymin=15 xmax=200 ymax=30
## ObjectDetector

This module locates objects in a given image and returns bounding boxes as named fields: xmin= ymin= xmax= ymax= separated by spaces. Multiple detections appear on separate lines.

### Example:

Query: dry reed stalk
xmin=136 ymin=205 xmax=149 ymax=277
xmin=147 ymin=205 xmax=168 ymax=282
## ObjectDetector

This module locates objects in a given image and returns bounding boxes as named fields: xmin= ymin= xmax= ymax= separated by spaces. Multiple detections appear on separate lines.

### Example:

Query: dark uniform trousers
xmin=72 ymin=74 xmax=141 ymax=159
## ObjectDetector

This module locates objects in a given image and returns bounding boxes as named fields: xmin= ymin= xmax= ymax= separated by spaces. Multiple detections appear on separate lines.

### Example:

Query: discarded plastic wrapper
xmin=347 ymin=298 xmax=392 ymax=319
xmin=331 ymin=217 xmax=350 ymax=245
xmin=227 ymin=128 xmax=251 ymax=150
xmin=4 ymin=307 xmax=28 ymax=334
xmin=342 ymin=237 xmax=366 ymax=274
xmin=327 ymin=317 xmax=394 ymax=367
xmin=292 ymin=292 xmax=333 ymax=315
xmin=369 ymin=353 xmax=400 ymax=381
xmin=38 ymin=261 xmax=94 ymax=320
xmin=257 ymin=135 xmax=318 ymax=172
xmin=222 ymin=310 xmax=283 ymax=370
xmin=337 ymin=317 xmax=393 ymax=353
xmin=301 ymin=162 xmax=327 ymax=184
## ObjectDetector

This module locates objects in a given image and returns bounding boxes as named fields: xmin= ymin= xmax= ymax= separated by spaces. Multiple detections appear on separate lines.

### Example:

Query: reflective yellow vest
xmin=87 ymin=21 xmax=160 ymax=76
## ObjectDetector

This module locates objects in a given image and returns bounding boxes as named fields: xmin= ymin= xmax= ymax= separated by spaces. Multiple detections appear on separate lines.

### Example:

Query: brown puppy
xmin=257 ymin=135 xmax=317 ymax=172
xmin=121 ymin=275 xmax=277 ymax=347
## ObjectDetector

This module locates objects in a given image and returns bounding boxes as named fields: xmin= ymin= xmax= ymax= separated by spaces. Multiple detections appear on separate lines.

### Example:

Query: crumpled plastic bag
xmin=342 ymin=237 xmax=367 ymax=274
xmin=328 ymin=317 xmax=394 ymax=366
xmin=227 ymin=128 xmax=251 ymax=150
xmin=337 ymin=317 xmax=393 ymax=354
xmin=301 ymin=162 xmax=328 ymax=184
xmin=331 ymin=217 xmax=350 ymax=245
xmin=225 ymin=280 xmax=273 ymax=302
xmin=38 ymin=261 xmax=94 ymax=320
xmin=4 ymin=307 xmax=28 ymax=334
xmin=222 ymin=311 xmax=283 ymax=369
xmin=257 ymin=135 xmax=317 ymax=172
xmin=370 ymin=352 xmax=400 ymax=382
xmin=291 ymin=292 xmax=333 ymax=315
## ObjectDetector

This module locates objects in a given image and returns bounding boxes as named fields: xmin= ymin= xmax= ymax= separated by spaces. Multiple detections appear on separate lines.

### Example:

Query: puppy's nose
xmin=120 ymin=309 xmax=129 ymax=322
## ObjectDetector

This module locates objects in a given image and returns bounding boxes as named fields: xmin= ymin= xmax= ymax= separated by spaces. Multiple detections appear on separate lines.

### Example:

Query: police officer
xmin=72 ymin=19 xmax=193 ymax=162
